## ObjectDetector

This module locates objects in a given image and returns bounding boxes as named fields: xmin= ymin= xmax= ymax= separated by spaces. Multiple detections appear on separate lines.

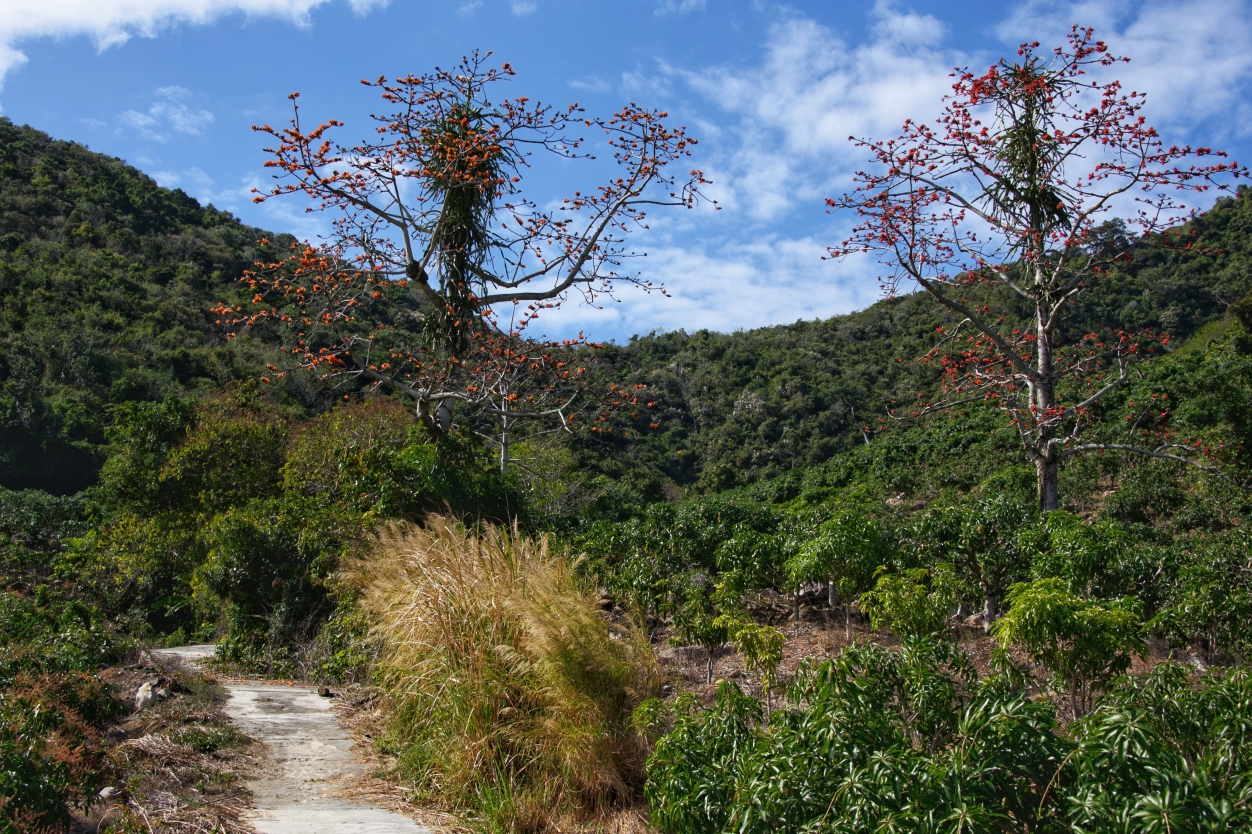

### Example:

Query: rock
xmin=155 ymin=688 xmax=169 ymax=700
xmin=963 ymin=613 xmax=986 ymax=629
xmin=134 ymin=682 xmax=156 ymax=711
xmin=318 ymin=686 xmax=333 ymax=698
xmin=99 ymin=786 xmax=119 ymax=800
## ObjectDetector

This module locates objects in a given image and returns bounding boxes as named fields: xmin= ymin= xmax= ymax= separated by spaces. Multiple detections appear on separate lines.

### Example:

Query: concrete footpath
xmin=154 ymin=645 xmax=430 ymax=834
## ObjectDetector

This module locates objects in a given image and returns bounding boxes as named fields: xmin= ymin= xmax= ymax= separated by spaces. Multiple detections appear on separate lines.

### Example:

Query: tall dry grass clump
xmin=355 ymin=516 xmax=659 ymax=833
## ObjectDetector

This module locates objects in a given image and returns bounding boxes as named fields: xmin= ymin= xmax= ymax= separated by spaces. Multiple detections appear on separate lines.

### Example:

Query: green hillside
xmin=0 ymin=119 xmax=296 ymax=493
xmin=586 ymin=195 xmax=1252 ymax=488
xmin=4 ymin=117 xmax=1252 ymax=497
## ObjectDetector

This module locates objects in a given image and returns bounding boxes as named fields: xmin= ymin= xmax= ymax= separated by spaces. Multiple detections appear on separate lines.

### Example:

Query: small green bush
xmin=170 ymin=725 xmax=247 ymax=754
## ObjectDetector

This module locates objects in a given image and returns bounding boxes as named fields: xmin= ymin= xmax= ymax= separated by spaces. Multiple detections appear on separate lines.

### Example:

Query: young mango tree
xmin=827 ymin=28 xmax=1246 ymax=511
xmin=860 ymin=563 xmax=961 ymax=642
xmin=993 ymin=577 xmax=1144 ymax=717
xmin=786 ymin=510 xmax=888 ymax=639
xmin=914 ymin=494 xmax=1038 ymax=625
xmin=223 ymin=52 xmax=711 ymax=450
xmin=714 ymin=613 xmax=785 ymax=714
xmin=673 ymin=584 xmax=728 ymax=685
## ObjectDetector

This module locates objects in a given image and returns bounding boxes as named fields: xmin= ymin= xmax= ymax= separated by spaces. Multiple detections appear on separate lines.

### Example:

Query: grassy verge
xmin=86 ymin=655 xmax=259 ymax=833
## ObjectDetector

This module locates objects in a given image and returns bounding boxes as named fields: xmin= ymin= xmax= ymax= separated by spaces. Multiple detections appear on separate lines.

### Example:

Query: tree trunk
xmin=1034 ymin=291 xmax=1060 ymax=512
xmin=845 ymin=602 xmax=852 ymax=641
xmin=827 ymin=582 xmax=836 ymax=609
xmin=706 ymin=648 xmax=715 ymax=684
xmin=792 ymin=588 xmax=800 ymax=622
xmin=499 ymin=392 xmax=510 ymax=475
xmin=982 ymin=589 xmax=997 ymax=630
xmin=416 ymin=397 xmax=455 ymax=439
xmin=1037 ymin=454 xmax=1059 ymax=513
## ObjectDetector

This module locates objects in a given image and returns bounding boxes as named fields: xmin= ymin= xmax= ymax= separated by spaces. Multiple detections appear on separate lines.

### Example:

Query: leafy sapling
xmin=992 ymin=577 xmax=1144 ymax=717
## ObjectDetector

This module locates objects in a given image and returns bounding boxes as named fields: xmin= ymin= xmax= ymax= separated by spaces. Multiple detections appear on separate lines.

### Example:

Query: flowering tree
xmin=827 ymin=28 xmax=1245 ymax=511
xmin=220 ymin=52 xmax=709 ymax=451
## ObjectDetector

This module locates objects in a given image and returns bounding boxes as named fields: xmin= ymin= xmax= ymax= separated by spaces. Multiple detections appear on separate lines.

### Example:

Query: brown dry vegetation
xmin=77 ymin=655 xmax=259 ymax=833
xmin=351 ymin=517 xmax=662 ymax=833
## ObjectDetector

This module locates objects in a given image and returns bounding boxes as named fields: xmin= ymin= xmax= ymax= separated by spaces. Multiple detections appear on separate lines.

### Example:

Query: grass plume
xmin=355 ymin=516 xmax=659 ymax=833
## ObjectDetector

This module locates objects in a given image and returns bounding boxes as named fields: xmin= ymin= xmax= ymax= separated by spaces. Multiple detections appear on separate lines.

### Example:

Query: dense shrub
xmin=198 ymin=494 xmax=358 ymax=674
xmin=0 ymin=591 xmax=121 ymax=678
xmin=0 ymin=490 xmax=86 ymax=588
xmin=645 ymin=639 xmax=1252 ymax=834
xmin=0 ymin=672 xmax=117 ymax=832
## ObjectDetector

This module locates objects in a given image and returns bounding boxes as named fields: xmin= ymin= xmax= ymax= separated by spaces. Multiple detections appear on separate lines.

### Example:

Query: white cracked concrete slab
xmin=153 ymin=645 xmax=431 ymax=834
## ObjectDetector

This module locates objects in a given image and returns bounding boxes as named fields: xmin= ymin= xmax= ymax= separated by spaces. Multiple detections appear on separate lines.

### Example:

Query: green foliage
xmin=714 ymin=613 xmax=785 ymax=702
xmin=673 ymin=585 xmax=728 ymax=685
xmin=644 ymin=682 xmax=761 ymax=834
xmin=861 ymin=563 xmax=961 ymax=641
xmin=1069 ymin=662 xmax=1252 ymax=832
xmin=283 ymin=399 xmax=514 ymax=521
xmin=647 ymin=639 xmax=1074 ymax=834
xmin=199 ymin=494 xmax=358 ymax=674
xmin=0 ymin=590 xmax=122 ymax=678
xmin=994 ymin=578 xmax=1144 ymax=717
xmin=786 ymin=509 xmax=887 ymax=631
xmin=309 ymin=589 xmax=374 ymax=684
xmin=0 ymin=488 xmax=85 ymax=587
xmin=647 ymin=638 xmax=1252 ymax=834
xmin=578 ymin=498 xmax=784 ymax=616
xmin=909 ymin=489 xmax=1039 ymax=620
xmin=714 ymin=528 xmax=785 ymax=602
xmin=1152 ymin=530 xmax=1252 ymax=663
xmin=1034 ymin=511 xmax=1133 ymax=598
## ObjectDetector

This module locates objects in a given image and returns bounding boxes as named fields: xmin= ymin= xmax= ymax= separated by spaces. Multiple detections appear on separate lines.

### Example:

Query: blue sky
xmin=2 ymin=0 xmax=1251 ymax=342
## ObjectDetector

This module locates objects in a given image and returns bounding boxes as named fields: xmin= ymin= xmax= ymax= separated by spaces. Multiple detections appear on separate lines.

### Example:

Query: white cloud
xmin=0 ymin=0 xmax=384 ymax=88
xmin=675 ymin=2 xmax=958 ymax=221
xmin=568 ymin=76 xmax=611 ymax=93
xmin=510 ymin=1 xmax=536 ymax=15
xmin=150 ymin=165 xmax=329 ymax=238
xmin=119 ymin=86 xmax=214 ymax=140
xmin=540 ymin=234 xmax=882 ymax=340
xmin=656 ymin=0 xmax=705 ymax=15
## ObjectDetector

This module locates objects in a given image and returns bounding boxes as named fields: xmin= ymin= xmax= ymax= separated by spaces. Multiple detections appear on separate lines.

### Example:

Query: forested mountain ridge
xmin=0 ymin=119 xmax=294 ymax=493
xmin=586 ymin=192 xmax=1252 ymax=488
xmin=3 ymin=118 xmax=1252 ymax=496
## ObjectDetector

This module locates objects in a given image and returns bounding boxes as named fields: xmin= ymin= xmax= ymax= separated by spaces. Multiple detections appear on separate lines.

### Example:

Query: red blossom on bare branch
xmin=826 ymin=27 xmax=1247 ymax=509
